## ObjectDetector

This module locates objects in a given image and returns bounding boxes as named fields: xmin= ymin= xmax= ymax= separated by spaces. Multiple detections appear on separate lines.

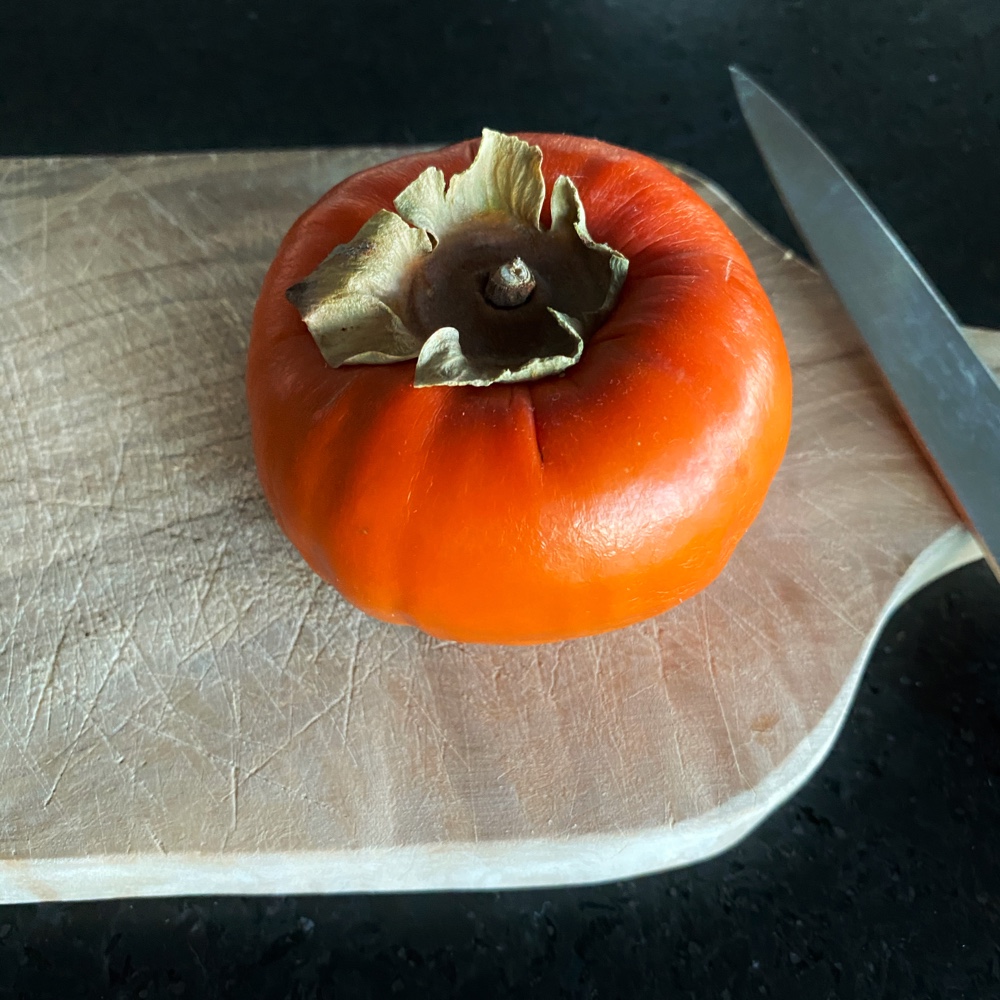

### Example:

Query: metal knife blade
xmin=730 ymin=65 xmax=1000 ymax=578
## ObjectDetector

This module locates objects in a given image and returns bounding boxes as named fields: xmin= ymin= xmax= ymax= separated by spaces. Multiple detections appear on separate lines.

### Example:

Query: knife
xmin=730 ymin=65 xmax=1000 ymax=580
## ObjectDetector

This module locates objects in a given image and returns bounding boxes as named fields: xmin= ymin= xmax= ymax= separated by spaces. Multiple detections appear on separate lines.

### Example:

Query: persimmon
xmin=247 ymin=130 xmax=792 ymax=644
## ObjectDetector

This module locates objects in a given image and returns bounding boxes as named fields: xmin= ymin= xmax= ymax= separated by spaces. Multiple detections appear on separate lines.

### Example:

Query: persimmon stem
xmin=484 ymin=257 xmax=536 ymax=309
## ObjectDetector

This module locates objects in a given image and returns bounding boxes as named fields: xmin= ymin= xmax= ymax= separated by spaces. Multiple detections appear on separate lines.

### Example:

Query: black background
xmin=2 ymin=0 xmax=999 ymax=996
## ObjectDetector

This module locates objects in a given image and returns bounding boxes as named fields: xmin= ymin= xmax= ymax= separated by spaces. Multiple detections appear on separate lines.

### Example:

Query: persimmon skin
xmin=247 ymin=134 xmax=793 ymax=645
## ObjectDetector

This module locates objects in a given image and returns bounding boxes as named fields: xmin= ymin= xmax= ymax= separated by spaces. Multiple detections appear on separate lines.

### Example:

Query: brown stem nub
xmin=483 ymin=257 xmax=536 ymax=309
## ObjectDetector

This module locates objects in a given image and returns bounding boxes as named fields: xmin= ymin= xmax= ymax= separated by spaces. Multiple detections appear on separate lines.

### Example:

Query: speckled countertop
xmin=1 ymin=0 xmax=998 ymax=996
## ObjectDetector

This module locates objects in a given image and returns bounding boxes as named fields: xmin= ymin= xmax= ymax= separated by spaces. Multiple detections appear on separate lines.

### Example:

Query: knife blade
xmin=730 ymin=65 xmax=1000 ymax=579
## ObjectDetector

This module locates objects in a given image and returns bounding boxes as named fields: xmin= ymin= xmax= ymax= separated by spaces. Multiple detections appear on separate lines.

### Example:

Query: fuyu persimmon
xmin=247 ymin=131 xmax=792 ymax=644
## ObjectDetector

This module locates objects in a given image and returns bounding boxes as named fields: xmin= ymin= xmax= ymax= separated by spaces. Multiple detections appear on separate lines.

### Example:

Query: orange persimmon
xmin=247 ymin=132 xmax=792 ymax=644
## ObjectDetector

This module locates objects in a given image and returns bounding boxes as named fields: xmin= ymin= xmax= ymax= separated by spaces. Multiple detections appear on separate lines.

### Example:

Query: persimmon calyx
xmin=286 ymin=129 xmax=629 ymax=388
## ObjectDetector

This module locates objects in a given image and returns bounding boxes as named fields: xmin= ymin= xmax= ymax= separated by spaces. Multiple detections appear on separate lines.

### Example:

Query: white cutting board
xmin=1 ymin=148 xmax=997 ymax=903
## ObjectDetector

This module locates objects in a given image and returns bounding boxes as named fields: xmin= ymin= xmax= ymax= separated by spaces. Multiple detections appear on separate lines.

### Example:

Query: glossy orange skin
xmin=247 ymin=134 xmax=792 ymax=644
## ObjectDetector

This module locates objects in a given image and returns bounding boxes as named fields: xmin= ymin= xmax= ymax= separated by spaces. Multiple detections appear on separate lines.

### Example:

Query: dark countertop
xmin=2 ymin=1 xmax=999 ymax=996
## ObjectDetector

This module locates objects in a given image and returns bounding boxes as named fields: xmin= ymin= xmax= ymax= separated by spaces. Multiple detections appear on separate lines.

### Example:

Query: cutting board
xmin=1 ymin=148 xmax=998 ymax=904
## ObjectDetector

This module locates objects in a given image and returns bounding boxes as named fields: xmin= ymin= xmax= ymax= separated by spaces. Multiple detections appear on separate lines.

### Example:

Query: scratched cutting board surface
xmin=1 ymin=149 xmax=998 ymax=904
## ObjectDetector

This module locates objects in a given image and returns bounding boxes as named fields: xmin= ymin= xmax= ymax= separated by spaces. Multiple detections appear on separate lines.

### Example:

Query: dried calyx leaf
xmin=287 ymin=129 xmax=629 ymax=388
